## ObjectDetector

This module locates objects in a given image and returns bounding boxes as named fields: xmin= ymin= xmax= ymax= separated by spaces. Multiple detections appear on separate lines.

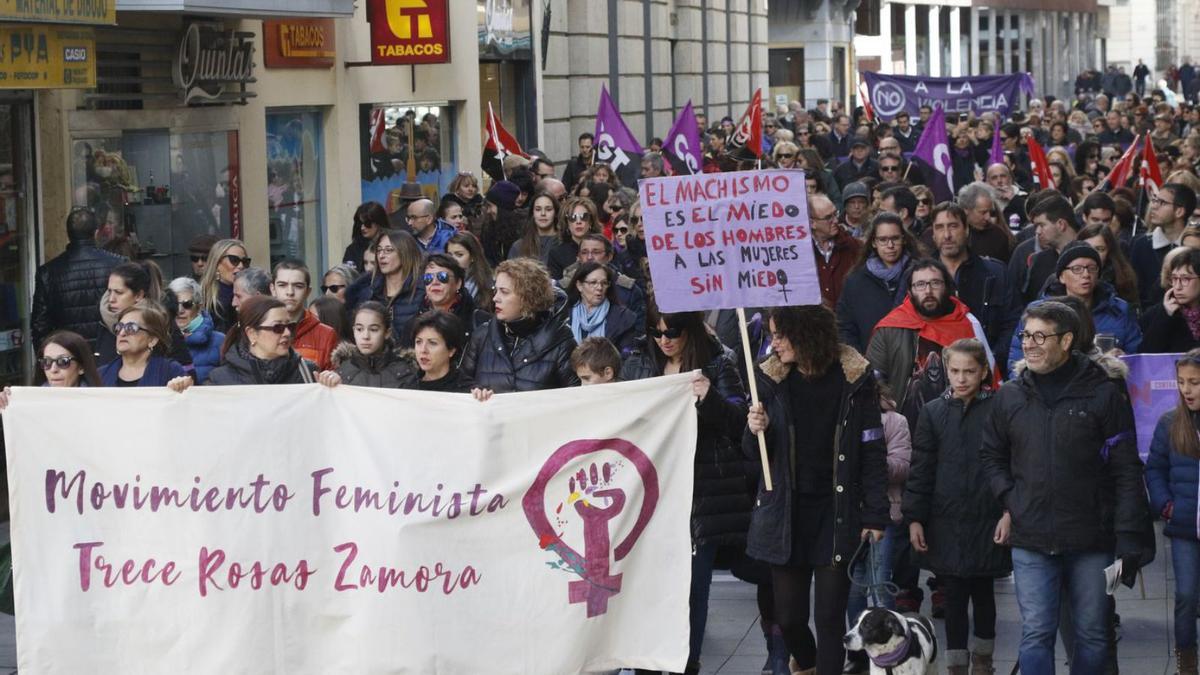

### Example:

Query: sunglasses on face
xmin=423 ymin=271 xmax=451 ymax=284
xmin=918 ymin=198 xmax=932 ymax=205
xmin=114 ymin=322 xmax=146 ymax=335
xmin=569 ymin=213 xmax=590 ymax=222
xmin=777 ymin=153 xmax=795 ymax=159
xmin=256 ymin=322 xmax=299 ymax=335
xmin=178 ymin=299 xmax=196 ymax=310
xmin=223 ymin=254 xmax=251 ymax=268
xmin=629 ymin=216 xmax=641 ymax=226
xmin=190 ymin=255 xmax=207 ymax=263
xmin=649 ymin=326 xmax=684 ymax=340
xmin=38 ymin=355 xmax=75 ymax=370
xmin=881 ymin=165 xmax=900 ymax=172
xmin=615 ymin=227 xmax=629 ymax=234
xmin=321 ymin=284 xmax=346 ymax=294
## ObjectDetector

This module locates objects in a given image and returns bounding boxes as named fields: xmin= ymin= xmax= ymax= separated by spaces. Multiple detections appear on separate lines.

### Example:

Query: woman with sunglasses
xmin=402 ymin=254 xmax=475 ymax=346
xmin=99 ymin=304 xmax=189 ymax=389
xmin=547 ymin=197 xmax=603 ymax=281
xmin=199 ymin=238 xmax=250 ymax=332
xmin=168 ymin=276 xmax=224 ymax=384
xmin=320 ymin=264 xmax=359 ymax=304
xmin=343 ymin=202 xmax=388 ymax=273
xmin=206 ymin=296 xmax=318 ymax=386
xmin=0 ymin=331 xmax=101 ymax=409
xmin=564 ymin=262 xmax=639 ymax=356
xmin=623 ymin=300 xmax=750 ymax=675
xmin=447 ymin=232 xmax=495 ymax=312
xmin=509 ymin=190 xmax=560 ymax=263
xmin=773 ymin=141 xmax=800 ymax=169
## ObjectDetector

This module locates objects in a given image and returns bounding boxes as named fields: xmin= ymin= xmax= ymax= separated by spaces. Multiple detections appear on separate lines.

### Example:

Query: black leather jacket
xmin=31 ymin=241 xmax=123 ymax=348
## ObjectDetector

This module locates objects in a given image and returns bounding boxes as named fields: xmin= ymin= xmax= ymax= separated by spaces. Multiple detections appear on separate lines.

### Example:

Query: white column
xmin=929 ymin=6 xmax=941 ymax=76
xmin=1001 ymin=11 xmax=1011 ymax=73
xmin=949 ymin=6 xmax=962 ymax=76
xmin=970 ymin=8 xmax=980 ymax=75
xmin=1016 ymin=11 xmax=1026 ymax=75
xmin=905 ymin=3 xmax=918 ymax=75
xmin=1030 ymin=12 xmax=1043 ymax=95
xmin=989 ymin=8 xmax=999 ymax=74
xmin=880 ymin=1 xmax=893 ymax=74
xmin=1049 ymin=12 xmax=1061 ymax=99
xmin=1072 ymin=13 xmax=1082 ymax=93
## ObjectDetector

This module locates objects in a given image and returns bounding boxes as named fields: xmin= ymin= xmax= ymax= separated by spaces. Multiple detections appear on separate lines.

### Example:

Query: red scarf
xmin=874 ymin=296 xmax=979 ymax=347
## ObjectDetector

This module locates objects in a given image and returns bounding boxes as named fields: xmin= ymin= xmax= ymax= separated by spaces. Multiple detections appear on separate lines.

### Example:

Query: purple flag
xmin=1123 ymin=353 xmax=1184 ymax=463
xmin=663 ymin=101 xmax=702 ymax=176
xmin=862 ymin=72 xmax=1035 ymax=121
xmin=594 ymin=85 xmax=645 ymax=189
xmin=988 ymin=119 xmax=1004 ymax=168
xmin=911 ymin=106 xmax=955 ymax=203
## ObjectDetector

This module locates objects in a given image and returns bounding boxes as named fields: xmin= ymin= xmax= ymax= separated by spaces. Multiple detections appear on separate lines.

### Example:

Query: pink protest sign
xmin=639 ymin=169 xmax=819 ymax=312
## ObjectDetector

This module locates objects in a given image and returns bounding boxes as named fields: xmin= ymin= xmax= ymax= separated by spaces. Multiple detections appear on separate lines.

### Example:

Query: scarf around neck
xmin=571 ymin=300 xmax=610 ymax=343
xmin=866 ymin=254 xmax=909 ymax=287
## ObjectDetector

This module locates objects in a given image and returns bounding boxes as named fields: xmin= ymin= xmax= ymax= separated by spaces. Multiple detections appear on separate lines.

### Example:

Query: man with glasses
xmin=1009 ymin=195 xmax=1083 ymax=306
xmin=981 ymin=301 xmax=1148 ymax=675
xmin=867 ymin=258 xmax=995 ymax=418
xmin=809 ymin=194 xmax=861 ymax=307
xmin=406 ymin=198 xmax=454 ymax=254
xmin=894 ymin=112 xmax=918 ymax=153
xmin=1133 ymin=182 xmax=1198 ymax=306
xmin=1006 ymin=241 xmax=1142 ymax=371
xmin=188 ymin=234 xmax=219 ymax=281
xmin=31 ymin=207 xmax=123 ymax=350
xmin=271 ymin=260 xmax=338 ymax=371
xmin=559 ymin=233 xmax=646 ymax=329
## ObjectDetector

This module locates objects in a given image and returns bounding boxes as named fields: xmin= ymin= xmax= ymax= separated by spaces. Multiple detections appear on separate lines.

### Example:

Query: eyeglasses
xmin=178 ymin=299 xmax=196 ymax=310
xmin=581 ymin=279 xmax=611 ymax=289
xmin=406 ymin=212 xmax=432 ymax=221
xmin=811 ymin=212 xmax=838 ymax=224
xmin=875 ymin=235 xmax=903 ymax=246
xmin=114 ymin=322 xmax=146 ymax=335
xmin=321 ymin=284 xmax=346 ymax=294
xmin=38 ymin=355 xmax=75 ymax=370
xmin=1064 ymin=264 xmax=1099 ymax=276
xmin=798 ymin=130 xmax=811 ymax=136
xmin=376 ymin=246 xmax=397 ymax=255
xmin=255 ymin=322 xmax=299 ymax=335
xmin=1171 ymin=274 xmax=1200 ymax=285
xmin=423 ymin=271 xmax=452 ymax=284
xmin=1018 ymin=330 xmax=1068 ymax=345
xmin=190 ymin=255 xmax=207 ymax=263
xmin=568 ymin=213 xmax=590 ymax=222
xmin=880 ymin=165 xmax=900 ymax=173
xmin=649 ymin=326 xmax=684 ymax=340
xmin=910 ymin=280 xmax=946 ymax=291
xmin=1151 ymin=197 xmax=1177 ymax=208
xmin=223 ymin=254 xmax=251 ymax=268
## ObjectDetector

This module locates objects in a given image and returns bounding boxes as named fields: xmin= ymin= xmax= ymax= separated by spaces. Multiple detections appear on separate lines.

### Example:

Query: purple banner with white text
xmin=862 ymin=72 xmax=1035 ymax=122
xmin=1122 ymin=352 xmax=1183 ymax=462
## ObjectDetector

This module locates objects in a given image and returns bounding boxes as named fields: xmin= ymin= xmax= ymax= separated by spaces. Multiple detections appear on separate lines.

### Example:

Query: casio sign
xmin=63 ymin=47 xmax=88 ymax=62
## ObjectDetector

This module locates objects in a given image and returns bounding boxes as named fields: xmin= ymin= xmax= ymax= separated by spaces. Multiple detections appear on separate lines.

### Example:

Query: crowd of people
xmin=11 ymin=79 xmax=1200 ymax=675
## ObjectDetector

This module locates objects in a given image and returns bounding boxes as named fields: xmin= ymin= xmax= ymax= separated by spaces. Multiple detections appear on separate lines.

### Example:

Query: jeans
xmin=846 ymin=523 xmax=901 ymax=622
xmin=688 ymin=543 xmax=719 ymax=666
xmin=1012 ymin=547 xmax=1112 ymax=675
xmin=1173 ymin=537 xmax=1200 ymax=649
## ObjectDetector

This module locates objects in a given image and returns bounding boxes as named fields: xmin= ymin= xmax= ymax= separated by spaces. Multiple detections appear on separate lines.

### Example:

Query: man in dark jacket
xmin=1008 ymin=194 xmax=1079 ymax=306
xmin=832 ymin=137 xmax=878 ymax=190
xmin=559 ymin=234 xmax=646 ymax=329
xmin=980 ymin=301 xmax=1149 ymax=675
xmin=1131 ymin=182 xmax=1195 ymax=308
xmin=560 ymin=132 xmax=594 ymax=192
xmin=31 ymin=207 xmax=123 ymax=350
xmin=826 ymin=114 xmax=853 ymax=159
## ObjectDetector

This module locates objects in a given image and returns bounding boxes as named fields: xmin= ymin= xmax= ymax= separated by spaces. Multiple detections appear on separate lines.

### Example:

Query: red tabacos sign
xmin=367 ymin=0 xmax=450 ymax=65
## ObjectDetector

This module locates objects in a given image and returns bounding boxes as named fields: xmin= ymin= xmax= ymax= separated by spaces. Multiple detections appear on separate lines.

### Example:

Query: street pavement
xmin=0 ymin=525 xmax=1181 ymax=674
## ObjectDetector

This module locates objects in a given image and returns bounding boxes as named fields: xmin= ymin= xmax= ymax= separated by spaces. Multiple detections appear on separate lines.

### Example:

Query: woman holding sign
xmin=745 ymin=305 xmax=888 ymax=675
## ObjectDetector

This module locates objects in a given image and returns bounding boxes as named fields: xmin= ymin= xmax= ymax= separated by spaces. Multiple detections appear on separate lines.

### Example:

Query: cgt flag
xmin=910 ymin=105 xmax=955 ymax=203
xmin=662 ymin=101 xmax=703 ymax=176
xmin=1026 ymin=134 xmax=1055 ymax=190
xmin=727 ymin=88 xmax=763 ymax=160
xmin=1098 ymin=134 xmax=1140 ymax=193
xmin=482 ymin=102 xmax=529 ymax=183
xmin=595 ymin=85 xmax=645 ymax=189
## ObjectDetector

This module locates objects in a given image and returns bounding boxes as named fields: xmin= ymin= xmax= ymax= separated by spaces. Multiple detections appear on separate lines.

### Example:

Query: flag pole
xmin=736 ymin=307 xmax=773 ymax=492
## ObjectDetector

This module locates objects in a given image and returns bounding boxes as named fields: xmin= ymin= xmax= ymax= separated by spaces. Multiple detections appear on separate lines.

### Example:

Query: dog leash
xmin=846 ymin=537 xmax=899 ymax=607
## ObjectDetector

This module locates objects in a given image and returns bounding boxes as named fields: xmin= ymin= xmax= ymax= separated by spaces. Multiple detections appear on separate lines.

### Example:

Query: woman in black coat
xmin=746 ymin=305 xmax=888 ymax=675
xmin=622 ymin=302 xmax=750 ymax=675
xmin=564 ymin=262 xmax=640 ymax=356
xmin=342 ymin=202 xmax=388 ymax=272
xmin=206 ymin=296 xmax=318 ymax=386
xmin=835 ymin=213 xmax=924 ymax=352
xmin=903 ymin=338 xmax=1011 ymax=675
xmin=459 ymin=258 xmax=579 ymax=393
xmin=1141 ymin=247 xmax=1200 ymax=354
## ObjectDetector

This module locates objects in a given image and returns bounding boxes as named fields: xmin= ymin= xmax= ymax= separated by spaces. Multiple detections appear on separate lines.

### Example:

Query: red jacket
xmin=292 ymin=310 xmax=338 ymax=371
xmin=813 ymin=229 xmax=862 ymax=308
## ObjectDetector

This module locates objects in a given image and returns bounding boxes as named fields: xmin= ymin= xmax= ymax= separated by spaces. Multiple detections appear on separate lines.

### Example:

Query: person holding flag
xmin=481 ymin=102 xmax=529 ymax=184
xmin=726 ymin=88 xmax=764 ymax=163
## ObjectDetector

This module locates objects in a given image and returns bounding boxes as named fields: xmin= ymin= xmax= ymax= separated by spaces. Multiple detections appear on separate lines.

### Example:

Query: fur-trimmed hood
xmin=758 ymin=344 xmax=870 ymax=385
xmin=330 ymin=341 xmax=415 ymax=370
xmin=1010 ymin=348 xmax=1129 ymax=381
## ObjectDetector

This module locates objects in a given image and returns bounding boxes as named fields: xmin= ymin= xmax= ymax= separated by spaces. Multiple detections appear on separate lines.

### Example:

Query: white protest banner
xmin=3 ymin=375 xmax=697 ymax=674
xmin=638 ymin=169 xmax=818 ymax=313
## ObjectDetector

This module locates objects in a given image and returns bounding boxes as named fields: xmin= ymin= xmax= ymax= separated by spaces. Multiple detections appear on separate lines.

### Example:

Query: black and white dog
xmin=843 ymin=608 xmax=938 ymax=675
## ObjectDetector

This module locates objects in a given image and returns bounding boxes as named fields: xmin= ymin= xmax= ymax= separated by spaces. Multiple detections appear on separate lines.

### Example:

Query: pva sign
xmin=367 ymin=0 xmax=451 ymax=65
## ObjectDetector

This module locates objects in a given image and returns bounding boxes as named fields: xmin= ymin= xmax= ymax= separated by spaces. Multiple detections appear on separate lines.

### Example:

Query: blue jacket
xmin=184 ymin=312 xmax=224 ymax=384
xmin=99 ymin=355 xmax=187 ymax=387
xmin=345 ymin=272 xmax=427 ymax=339
xmin=1147 ymin=410 xmax=1200 ymax=541
xmin=417 ymin=219 xmax=456 ymax=254
xmin=1007 ymin=281 xmax=1142 ymax=376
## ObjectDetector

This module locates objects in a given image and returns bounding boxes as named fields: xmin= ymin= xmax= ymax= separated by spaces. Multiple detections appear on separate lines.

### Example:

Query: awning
xmin=115 ymin=0 xmax=355 ymax=18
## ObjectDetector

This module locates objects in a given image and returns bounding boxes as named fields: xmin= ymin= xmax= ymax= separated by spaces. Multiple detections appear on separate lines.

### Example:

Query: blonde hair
xmin=199 ymin=238 xmax=246 ymax=321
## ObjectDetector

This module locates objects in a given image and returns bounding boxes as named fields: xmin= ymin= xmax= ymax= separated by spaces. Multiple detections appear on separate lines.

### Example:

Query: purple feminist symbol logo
xmin=522 ymin=438 xmax=660 ymax=618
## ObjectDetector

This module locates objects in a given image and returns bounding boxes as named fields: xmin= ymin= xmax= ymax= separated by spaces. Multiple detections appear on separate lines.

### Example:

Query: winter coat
xmin=1146 ymin=410 xmax=1200 ymax=541
xmin=30 ymin=240 xmax=124 ymax=349
xmin=1007 ymin=282 xmax=1142 ymax=375
xmin=459 ymin=313 xmax=579 ymax=392
xmin=882 ymin=410 xmax=911 ymax=525
xmin=331 ymin=342 xmax=421 ymax=389
xmin=401 ymin=288 xmax=478 ymax=347
xmin=415 ymin=219 xmax=457 ymax=254
xmin=836 ymin=263 xmax=910 ymax=354
xmin=623 ymin=336 xmax=752 ymax=546
xmin=979 ymin=352 xmax=1150 ymax=557
xmin=546 ymin=240 xmax=579 ymax=281
xmin=903 ymin=392 xmax=1013 ymax=577
xmin=206 ymin=344 xmax=316 ymax=386
xmin=743 ymin=348 xmax=890 ymax=567
xmin=564 ymin=302 xmax=640 ymax=356
xmin=1140 ymin=302 xmax=1200 ymax=354
xmin=98 ymin=355 xmax=187 ymax=387
xmin=183 ymin=313 xmax=224 ymax=384
xmin=345 ymin=272 xmax=427 ymax=342
xmin=948 ymin=253 xmax=1019 ymax=364
xmin=1130 ymin=232 xmax=1173 ymax=310
xmin=813 ymin=230 xmax=862 ymax=308
xmin=292 ymin=311 xmax=339 ymax=372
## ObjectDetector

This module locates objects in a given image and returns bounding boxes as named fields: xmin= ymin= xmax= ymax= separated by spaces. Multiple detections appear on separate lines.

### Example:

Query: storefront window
xmin=71 ymin=129 xmax=240 ymax=280
xmin=267 ymin=109 xmax=325 ymax=273
xmin=0 ymin=102 xmax=33 ymax=386
xmin=360 ymin=102 xmax=455 ymax=216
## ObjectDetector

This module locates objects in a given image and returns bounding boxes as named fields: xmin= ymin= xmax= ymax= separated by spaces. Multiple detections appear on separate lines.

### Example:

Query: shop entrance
xmin=0 ymin=101 xmax=36 ymax=386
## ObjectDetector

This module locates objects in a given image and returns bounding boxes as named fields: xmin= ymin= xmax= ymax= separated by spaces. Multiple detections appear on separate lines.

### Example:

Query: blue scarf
xmin=571 ymin=300 xmax=610 ymax=343
xmin=866 ymin=253 xmax=909 ymax=289
xmin=184 ymin=314 xmax=204 ymax=335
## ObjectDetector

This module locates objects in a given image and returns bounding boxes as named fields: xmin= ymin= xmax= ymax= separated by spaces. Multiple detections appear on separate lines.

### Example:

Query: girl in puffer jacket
xmin=332 ymin=301 xmax=421 ymax=389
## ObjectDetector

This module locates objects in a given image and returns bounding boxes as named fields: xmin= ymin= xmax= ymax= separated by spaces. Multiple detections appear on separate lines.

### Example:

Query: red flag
xmin=482 ymin=102 xmax=528 ymax=183
xmin=859 ymin=81 xmax=874 ymax=123
xmin=368 ymin=108 xmax=387 ymax=154
xmin=728 ymin=88 xmax=763 ymax=158
xmin=1141 ymin=136 xmax=1164 ymax=195
xmin=1026 ymin=134 xmax=1055 ymax=190
xmin=1103 ymin=134 xmax=1141 ymax=192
